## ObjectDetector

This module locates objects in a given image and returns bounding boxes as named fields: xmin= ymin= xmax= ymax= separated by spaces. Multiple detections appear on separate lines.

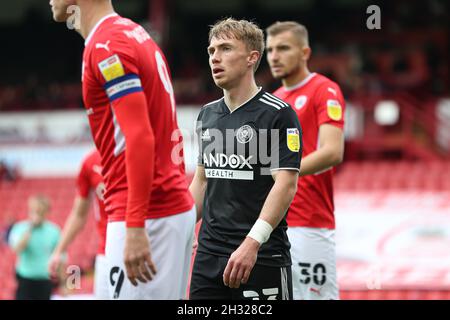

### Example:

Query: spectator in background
xmin=49 ymin=149 xmax=108 ymax=299
xmin=8 ymin=195 xmax=61 ymax=300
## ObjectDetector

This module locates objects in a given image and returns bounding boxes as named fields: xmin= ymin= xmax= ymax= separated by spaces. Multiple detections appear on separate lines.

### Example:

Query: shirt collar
xmin=84 ymin=13 xmax=118 ymax=46
xmin=223 ymin=87 xmax=263 ymax=114
xmin=283 ymin=72 xmax=317 ymax=91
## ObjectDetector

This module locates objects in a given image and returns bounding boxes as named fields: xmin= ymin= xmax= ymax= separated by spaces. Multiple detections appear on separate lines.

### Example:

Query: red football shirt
xmin=82 ymin=13 xmax=193 ymax=224
xmin=77 ymin=150 xmax=107 ymax=255
xmin=273 ymin=73 xmax=345 ymax=229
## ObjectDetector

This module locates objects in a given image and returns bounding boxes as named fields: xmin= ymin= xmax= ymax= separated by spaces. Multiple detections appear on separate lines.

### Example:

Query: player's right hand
xmin=48 ymin=251 xmax=64 ymax=279
xmin=124 ymin=228 xmax=157 ymax=286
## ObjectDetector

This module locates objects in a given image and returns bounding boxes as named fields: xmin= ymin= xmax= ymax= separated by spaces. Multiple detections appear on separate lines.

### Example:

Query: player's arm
xmin=189 ymin=165 xmax=207 ymax=222
xmin=223 ymin=170 xmax=298 ymax=289
xmin=298 ymin=124 xmax=344 ymax=176
xmin=299 ymin=83 xmax=345 ymax=176
xmin=112 ymin=90 xmax=157 ymax=286
xmin=92 ymin=38 xmax=157 ymax=286
xmin=112 ymin=91 xmax=155 ymax=228
xmin=256 ymin=169 xmax=298 ymax=229
xmin=49 ymin=196 xmax=90 ymax=277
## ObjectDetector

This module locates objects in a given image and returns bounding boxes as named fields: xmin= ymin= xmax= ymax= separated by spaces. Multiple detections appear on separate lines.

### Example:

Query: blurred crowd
xmin=0 ymin=1 xmax=447 ymax=111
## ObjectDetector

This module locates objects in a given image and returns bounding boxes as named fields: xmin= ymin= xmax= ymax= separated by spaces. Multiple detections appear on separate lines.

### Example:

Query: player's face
xmin=266 ymin=31 xmax=307 ymax=80
xmin=49 ymin=0 xmax=74 ymax=22
xmin=207 ymin=37 xmax=254 ymax=90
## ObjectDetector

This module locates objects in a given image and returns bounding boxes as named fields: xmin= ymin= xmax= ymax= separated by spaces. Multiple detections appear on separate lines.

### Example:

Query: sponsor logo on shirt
xmin=98 ymin=54 xmax=125 ymax=81
xmin=328 ymin=87 xmax=337 ymax=96
xmin=204 ymin=153 xmax=254 ymax=180
xmin=201 ymin=129 xmax=211 ymax=141
xmin=294 ymin=95 xmax=308 ymax=110
xmin=327 ymin=99 xmax=342 ymax=121
xmin=95 ymin=40 xmax=111 ymax=52
xmin=236 ymin=125 xmax=254 ymax=144
xmin=203 ymin=153 xmax=253 ymax=169
xmin=287 ymin=128 xmax=300 ymax=152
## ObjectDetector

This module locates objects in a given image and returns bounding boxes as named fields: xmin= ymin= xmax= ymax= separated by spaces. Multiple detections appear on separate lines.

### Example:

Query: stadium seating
xmin=1 ymin=160 xmax=449 ymax=299
xmin=334 ymin=161 xmax=450 ymax=191
xmin=0 ymin=177 xmax=97 ymax=299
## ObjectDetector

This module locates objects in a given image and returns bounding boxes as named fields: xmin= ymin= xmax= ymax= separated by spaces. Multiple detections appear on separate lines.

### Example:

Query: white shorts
xmin=94 ymin=254 xmax=109 ymax=300
xmin=105 ymin=206 xmax=196 ymax=300
xmin=287 ymin=227 xmax=339 ymax=300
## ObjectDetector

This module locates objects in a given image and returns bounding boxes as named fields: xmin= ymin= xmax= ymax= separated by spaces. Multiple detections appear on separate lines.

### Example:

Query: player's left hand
xmin=223 ymin=237 xmax=260 ymax=289
xmin=124 ymin=228 xmax=157 ymax=286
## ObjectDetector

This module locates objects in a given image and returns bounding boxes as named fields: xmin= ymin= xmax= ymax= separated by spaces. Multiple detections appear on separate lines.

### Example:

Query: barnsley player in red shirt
xmin=50 ymin=0 xmax=195 ymax=299
xmin=266 ymin=21 xmax=345 ymax=300
xmin=49 ymin=149 xmax=109 ymax=299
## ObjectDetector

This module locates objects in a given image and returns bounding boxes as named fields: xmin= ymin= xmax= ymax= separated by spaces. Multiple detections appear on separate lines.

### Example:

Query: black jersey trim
xmin=262 ymin=93 xmax=289 ymax=108
xmin=259 ymin=97 xmax=283 ymax=110
xmin=203 ymin=97 xmax=224 ymax=108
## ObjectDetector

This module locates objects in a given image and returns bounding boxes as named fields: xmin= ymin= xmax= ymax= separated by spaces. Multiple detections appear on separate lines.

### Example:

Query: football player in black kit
xmin=189 ymin=18 xmax=302 ymax=300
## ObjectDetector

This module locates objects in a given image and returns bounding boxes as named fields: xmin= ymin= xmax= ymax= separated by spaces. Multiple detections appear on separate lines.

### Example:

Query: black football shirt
xmin=196 ymin=88 xmax=302 ymax=267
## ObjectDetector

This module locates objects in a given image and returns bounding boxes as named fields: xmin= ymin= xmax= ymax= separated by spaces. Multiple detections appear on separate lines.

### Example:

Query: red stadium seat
xmin=0 ymin=177 xmax=97 ymax=299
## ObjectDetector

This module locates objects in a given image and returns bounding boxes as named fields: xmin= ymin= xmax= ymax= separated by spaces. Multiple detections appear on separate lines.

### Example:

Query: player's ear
xmin=248 ymin=51 xmax=260 ymax=68
xmin=302 ymin=47 xmax=311 ymax=61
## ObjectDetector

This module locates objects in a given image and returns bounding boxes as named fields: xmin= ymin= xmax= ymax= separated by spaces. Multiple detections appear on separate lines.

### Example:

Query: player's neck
xmin=282 ymin=67 xmax=311 ymax=88
xmin=78 ymin=2 xmax=115 ymax=39
xmin=223 ymin=78 xmax=259 ymax=112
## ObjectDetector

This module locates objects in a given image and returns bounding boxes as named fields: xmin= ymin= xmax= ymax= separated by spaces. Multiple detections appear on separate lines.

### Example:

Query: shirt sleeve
xmin=76 ymin=160 xmax=91 ymax=199
xmin=89 ymin=35 xmax=142 ymax=102
xmin=89 ymin=34 xmax=154 ymax=228
xmin=315 ymin=81 xmax=345 ymax=129
xmin=270 ymin=107 xmax=303 ymax=172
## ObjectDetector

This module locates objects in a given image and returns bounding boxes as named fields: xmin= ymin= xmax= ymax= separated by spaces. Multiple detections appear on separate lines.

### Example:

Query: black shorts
xmin=15 ymin=273 xmax=53 ymax=300
xmin=190 ymin=251 xmax=292 ymax=300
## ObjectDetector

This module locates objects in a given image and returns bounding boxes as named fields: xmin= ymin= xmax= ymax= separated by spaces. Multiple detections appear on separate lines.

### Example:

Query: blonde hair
xmin=209 ymin=17 xmax=265 ymax=72
xmin=266 ymin=21 xmax=309 ymax=47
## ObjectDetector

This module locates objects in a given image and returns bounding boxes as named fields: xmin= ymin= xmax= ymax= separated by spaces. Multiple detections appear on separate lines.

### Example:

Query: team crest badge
xmin=294 ymin=95 xmax=308 ymax=110
xmin=236 ymin=125 xmax=254 ymax=144
xmin=287 ymin=128 xmax=300 ymax=152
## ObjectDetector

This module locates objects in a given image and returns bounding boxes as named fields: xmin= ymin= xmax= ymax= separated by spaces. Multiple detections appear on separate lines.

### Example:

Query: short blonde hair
xmin=266 ymin=21 xmax=309 ymax=47
xmin=209 ymin=17 xmax=265 ymax=72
